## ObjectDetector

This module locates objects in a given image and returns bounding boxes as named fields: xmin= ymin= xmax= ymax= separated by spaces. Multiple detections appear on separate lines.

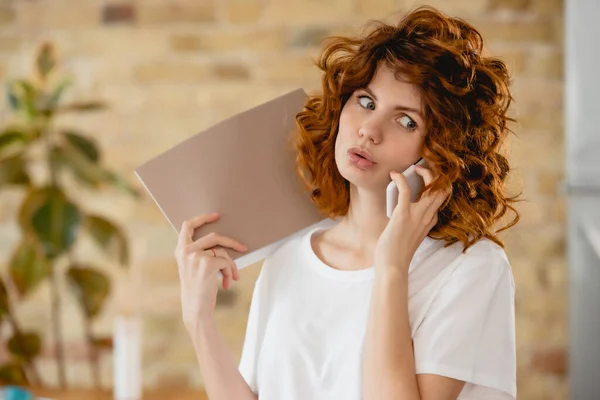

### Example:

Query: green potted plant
xmin=0 ymin=41 xmax=141 ymax=389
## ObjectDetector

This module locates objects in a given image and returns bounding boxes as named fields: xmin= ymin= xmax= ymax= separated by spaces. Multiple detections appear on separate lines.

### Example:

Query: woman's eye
xmin=358 ymin=96 xmax=375 ymax=110
xmin=398 ymin=115 xmax=417 ymax=131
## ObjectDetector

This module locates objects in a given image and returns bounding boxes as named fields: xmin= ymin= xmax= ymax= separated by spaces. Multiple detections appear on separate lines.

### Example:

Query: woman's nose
xmin=358 ymin=121 xmax=383 ymax=144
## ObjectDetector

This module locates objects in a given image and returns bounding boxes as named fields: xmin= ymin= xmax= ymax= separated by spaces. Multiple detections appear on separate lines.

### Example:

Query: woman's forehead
xmin=367 ymin=65 xmax=422 ymax=109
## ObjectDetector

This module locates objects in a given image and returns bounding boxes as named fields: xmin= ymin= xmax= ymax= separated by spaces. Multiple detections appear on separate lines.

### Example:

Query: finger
xmin=390 ymin=170 xmax=411 ymax=210
xmin=187 ymin=232 xmax=248 ymax=254
xmin=206 ymin=247 xmax=240 ymax=282
xmin=178 ymin=212 xmax=220 ymax=248
xmin=219 ymin=249 xmax=241 ymax=281
xmin=415 ymin=164 xmax=435 ymax=187
xmin=413 ymin=165 xmax=443 ymax=211
xmin=425 ymin=182 xmax=452 ymax=215
xmin=220 ymin=262 xmax=233 ymax=290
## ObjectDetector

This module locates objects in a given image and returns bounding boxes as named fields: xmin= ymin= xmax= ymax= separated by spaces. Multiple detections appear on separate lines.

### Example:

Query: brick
xmin=488 ymin=45 xmax=528 ymax=76
xmin=531 ymin=347 xmax=567 ymax=376
xmin=511 ymin=198 xmax=546 ymax=228
xmin=510 ymin=255 xmax=542 ymax=291
xmin=155 ymin=370 xmax=191 ymax=388
xmin=138 ymin=1 xmax=216 ymax=25
xmin=139 ymin=84 xmax=201 ymax=115
xmin=142 ymin=258 xmax=179 ymax=285
xmin=356 ymin=0 xmax=399 ymax=19
xmin=539 ymin=256 xmax=566 ymax=290
xmin=508 ymin=131 xmax=564 ymax=171
xmin=169 ymin=28 xmax=285 ymax=53
xmin=224 ymin=0 xmax=265 ymax=23
xmin=518 ymin=111 xmax=563 ymax=132
xmin=69 ymin=29 xmax=168 ymax=58
xmin=195 ymin=83 xmax=302 ymax=124
xmin=476 ymin=17 xmax=557 ymax=44
xmin=537 ymin=169 xmax=564 ymax=197
xmin=399 ymin=0 xmax=489 ymax=16
xmin=102 ymin=3 xmax=136 ymax=24
xmin=0 ymin=36 xmax=20 ymax=52
xmin=511 ymin=77 xmax=563 ymax=115
xmin=262 ymin=0 xmax=355 ymax=25
xmin=287 ymin=27 xmax=330 ymax=49
xmin=551 ymin=196 xmax=565 ymax=224
xmin=255 ymin=54 xmax=321 ymax=86
xmin=212 ymin=63 xmax=252 ymax=80
xmin=526 ymin=48 xmax=563 ymax=78
xmin=532 ymin=0 xmax=563 ymax=14
xmin=0 ymin=5 xmax=15 ymax=25
xmin=134 ymin=62 xmax=212 ymax=83
xmin=488 ymin=0 xmax=532 ymax=11
xmin=14 ymin=2 xmax=99 ymax=30
xmin=170 ymin=34 xmax=202 ymax=52
xmin=516 ymin=311 xmax=566 ymax=345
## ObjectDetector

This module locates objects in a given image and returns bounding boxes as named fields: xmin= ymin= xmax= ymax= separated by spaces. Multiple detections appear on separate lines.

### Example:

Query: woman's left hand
xmin=374 ymin=163 xmax=451 ymax=272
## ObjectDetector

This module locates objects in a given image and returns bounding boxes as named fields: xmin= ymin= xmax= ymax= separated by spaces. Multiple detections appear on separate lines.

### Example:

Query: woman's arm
xmin=362 ymin=267 xmax=465 ymax=400
xmin=192 ymin=317 xmax=258 ymax=400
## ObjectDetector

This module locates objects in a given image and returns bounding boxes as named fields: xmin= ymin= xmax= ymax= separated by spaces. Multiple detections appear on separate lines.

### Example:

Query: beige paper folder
xmin=134 ymin=89 xmax=336 ymax=270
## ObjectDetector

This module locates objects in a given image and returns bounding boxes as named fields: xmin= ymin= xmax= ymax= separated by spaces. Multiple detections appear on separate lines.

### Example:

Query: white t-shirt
xmin=238 ymin=225 xmax=516 ymax=400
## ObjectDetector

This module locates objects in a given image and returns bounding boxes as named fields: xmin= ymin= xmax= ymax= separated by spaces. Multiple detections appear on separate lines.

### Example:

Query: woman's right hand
xmin=174 ymin=212 xmax=248 ymax=332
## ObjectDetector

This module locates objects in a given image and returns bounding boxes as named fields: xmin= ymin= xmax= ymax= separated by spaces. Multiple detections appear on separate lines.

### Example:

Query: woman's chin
xmin=339 ymin=164 xmax=386 ymax=190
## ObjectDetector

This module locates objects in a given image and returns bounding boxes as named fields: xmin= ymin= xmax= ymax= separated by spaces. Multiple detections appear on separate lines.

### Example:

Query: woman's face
xmin=335 ymin=63 xmax=426 ymax=191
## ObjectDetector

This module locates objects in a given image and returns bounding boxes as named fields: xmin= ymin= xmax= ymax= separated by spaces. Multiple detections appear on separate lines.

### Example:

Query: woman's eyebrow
xmin=362 ymin=86 xmax=423 ymax=119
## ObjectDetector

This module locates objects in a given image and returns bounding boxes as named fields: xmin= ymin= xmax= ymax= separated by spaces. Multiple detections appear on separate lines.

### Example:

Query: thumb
xmin=390 ymin=171 xmax=411 ymax=208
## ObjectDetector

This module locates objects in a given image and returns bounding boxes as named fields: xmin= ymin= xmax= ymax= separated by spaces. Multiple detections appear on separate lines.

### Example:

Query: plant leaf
xmin=38 ymin=78 xmax=73 ymax=116
xmin=66 ymin=266 xmax=110 ymax=318
xmin=51 ymin=144 xmax=110 ymax=189
xmin=36 ymin=42 xmax=56 ymax=82
xmin=7 ymin=81 xmax=20 ymax=111
xmin=0 ymin=363 xmax=29 ymax=386
xmin=0 ymin=154 xmax=31 ymax=187
xmin=92 ymin=336 xmax=113 ymax=350
xmin=9 ymin=239 xmax=52 ymax=296
xmin=10 ymin=80 xmax=39 ymax=120
xmin=0 ymin=280 xmax=9 ymax=317
xmin=83 ymin=214 xmax=129 ymax=266
xmin=58 ymin=100 xmax=107 ymax=113
xmin=62 ymin=130 xmax=100 ymax=162
xmin=52 ymin=143 xmax=140 ymax=198
xmin=19 ymin=187 xmax=80 ymax=260
xmin=110 ymin=173 xmax=142 ymax=199
xmin=0 ymin=128 xmax=30 ymax=161
xmin=8 ymin=331 xmax=42 ymax=360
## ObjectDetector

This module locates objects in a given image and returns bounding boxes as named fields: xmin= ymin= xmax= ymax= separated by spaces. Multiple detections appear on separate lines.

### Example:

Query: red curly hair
xmin=291 ymin=5 xmax=521 ymax=251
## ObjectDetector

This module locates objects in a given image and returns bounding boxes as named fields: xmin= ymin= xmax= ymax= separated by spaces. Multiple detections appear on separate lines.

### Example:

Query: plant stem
xmin=45 ymin=115 xmax=67 ymax=388
xmin=83 ymin=317 xmax=101 ymax=389
xmin=50 ymin=260 xmax=67 ymax=388
xmin=4 ymin=304 xmax=43 ymax=387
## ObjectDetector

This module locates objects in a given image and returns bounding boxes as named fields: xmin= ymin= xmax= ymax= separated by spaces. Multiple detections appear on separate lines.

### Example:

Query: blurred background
xmin=0 ymin=0 xmax=589 ymax=399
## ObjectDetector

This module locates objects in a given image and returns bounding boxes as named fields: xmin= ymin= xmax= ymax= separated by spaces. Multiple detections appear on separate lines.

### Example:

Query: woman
xmin=175 ymin=5 xmax=520 ymax=400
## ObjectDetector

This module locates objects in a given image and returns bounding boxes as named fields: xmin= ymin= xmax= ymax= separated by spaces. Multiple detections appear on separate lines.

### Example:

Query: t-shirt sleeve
xmin=412 ymin=250 xmax=517 ymax=399
xmin=238 ymin=261 xmax=267 ymax=395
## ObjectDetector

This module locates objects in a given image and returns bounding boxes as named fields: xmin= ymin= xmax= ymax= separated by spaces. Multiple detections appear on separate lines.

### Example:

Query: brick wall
xmin=0 ymin=0 xmax=565 ymax=398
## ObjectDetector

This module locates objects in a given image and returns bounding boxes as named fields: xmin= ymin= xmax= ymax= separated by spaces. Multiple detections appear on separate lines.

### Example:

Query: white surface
xmin=238 ymin=227 xmax=516 ymax=399
xmin=233 ymin=217 xmax=338 ymax=270
xmin=386 ymin=158 xmax=426 ymax=218
xmin=582 ymin=220 xmax=600 ymax=260
xmin=113 ymin=315 xmax=142 ymax=400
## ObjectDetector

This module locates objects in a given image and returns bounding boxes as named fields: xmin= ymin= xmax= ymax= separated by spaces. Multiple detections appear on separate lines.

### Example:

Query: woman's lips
xmin=348 ymin=151 xmax=376 ymax=169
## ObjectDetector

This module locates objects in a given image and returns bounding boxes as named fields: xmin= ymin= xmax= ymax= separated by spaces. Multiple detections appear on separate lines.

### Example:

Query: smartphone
xmin=386 ymin=158 xmax=426 ymax=218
